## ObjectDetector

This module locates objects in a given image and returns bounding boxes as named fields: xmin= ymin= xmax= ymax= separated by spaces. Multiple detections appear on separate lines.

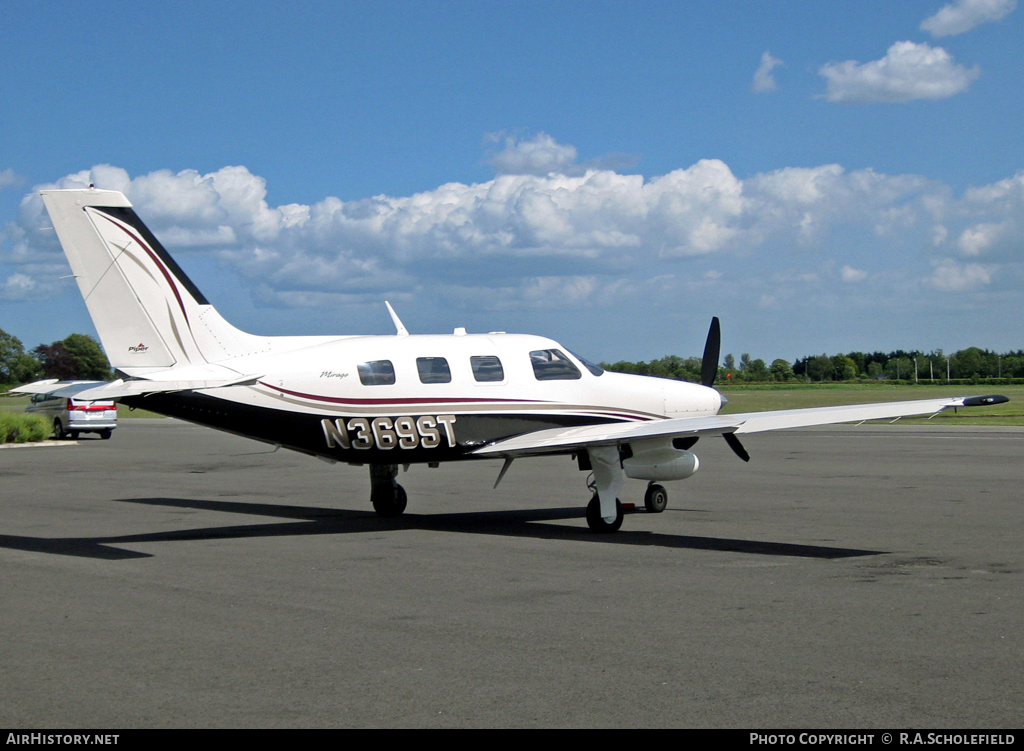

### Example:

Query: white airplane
xmin=13 ymin=188 xmax=1008 ymax=533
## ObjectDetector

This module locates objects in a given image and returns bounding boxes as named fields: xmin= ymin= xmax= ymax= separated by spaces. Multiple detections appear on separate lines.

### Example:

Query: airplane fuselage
xmin=123 ymin=332 xmax=724 ymax=465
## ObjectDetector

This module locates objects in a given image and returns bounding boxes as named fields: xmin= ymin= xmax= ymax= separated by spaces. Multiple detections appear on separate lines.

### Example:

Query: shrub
xmin=0 ymin=412 xmax=51 ymax=443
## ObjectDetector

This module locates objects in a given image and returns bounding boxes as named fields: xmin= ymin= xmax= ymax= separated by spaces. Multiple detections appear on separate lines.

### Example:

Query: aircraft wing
xmin=471 ymin=395 xmax=1008 ymax=458
xmin=9 ymin=375 xmax=262 ymax=400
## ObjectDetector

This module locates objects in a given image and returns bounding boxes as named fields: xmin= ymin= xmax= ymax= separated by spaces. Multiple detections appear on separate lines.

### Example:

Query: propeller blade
xmin=700 ymin=316 xmax=721 ymax=388
xmin=723 ymin=432 xmax=750 ymax=462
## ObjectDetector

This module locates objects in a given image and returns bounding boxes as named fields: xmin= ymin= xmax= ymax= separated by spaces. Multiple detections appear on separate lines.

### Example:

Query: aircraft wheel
xmin=644 ymin=483 xmax=668 ymax=513
xmin=586 ymin=494 xmax=623 ymax=533
xmin=53 ymin=419 xmax=65 ymax=440
xmin=372 ymin=483 xmax=408 ymax=518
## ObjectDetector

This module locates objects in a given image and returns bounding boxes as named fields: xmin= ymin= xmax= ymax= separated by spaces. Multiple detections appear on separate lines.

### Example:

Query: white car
xmin=25 ymin=389 xmax=117 ymax=440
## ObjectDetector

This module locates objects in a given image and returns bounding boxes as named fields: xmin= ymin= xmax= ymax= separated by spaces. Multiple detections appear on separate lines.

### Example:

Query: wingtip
xmin=961 ymin=394 xmax=1010 ymax=407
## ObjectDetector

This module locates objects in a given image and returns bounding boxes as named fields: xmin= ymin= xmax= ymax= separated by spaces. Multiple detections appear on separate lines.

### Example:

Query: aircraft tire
xmin=586 ymin=494 xmax=623 ymax=533
xmin=372 ymin=483 xmax=408 ymax=518
xmin=644 ymin=483 xmax=668 ymax=513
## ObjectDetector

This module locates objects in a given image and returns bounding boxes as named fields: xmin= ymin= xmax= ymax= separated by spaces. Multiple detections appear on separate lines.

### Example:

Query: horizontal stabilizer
xmin=8 ymin=379 xmax=104 ymax=397
xmin=10 ymin=375 xmax=262 ymax=400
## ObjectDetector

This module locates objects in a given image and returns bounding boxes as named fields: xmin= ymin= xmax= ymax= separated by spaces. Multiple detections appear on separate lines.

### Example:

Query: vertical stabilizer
xmin=41 ymin=188 xmax=264 ymax=370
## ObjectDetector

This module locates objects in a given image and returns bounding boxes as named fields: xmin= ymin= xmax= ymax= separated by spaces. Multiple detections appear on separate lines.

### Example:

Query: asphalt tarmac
xmin=1 ymin=418 xmax=1021 ymax=728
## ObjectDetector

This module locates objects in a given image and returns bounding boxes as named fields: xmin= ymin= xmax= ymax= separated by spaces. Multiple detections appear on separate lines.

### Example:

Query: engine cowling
xmin=621 ymin=438 xmax=700 ymax=481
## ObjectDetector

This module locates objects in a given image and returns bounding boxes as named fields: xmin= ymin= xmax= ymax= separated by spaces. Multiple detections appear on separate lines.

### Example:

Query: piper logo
xmin=128 ymin=343 xmax=149 ymax=353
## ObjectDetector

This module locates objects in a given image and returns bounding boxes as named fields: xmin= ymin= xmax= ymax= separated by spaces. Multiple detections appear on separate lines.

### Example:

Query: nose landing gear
xmin=644 ymin=483 xmax=668 ymax=513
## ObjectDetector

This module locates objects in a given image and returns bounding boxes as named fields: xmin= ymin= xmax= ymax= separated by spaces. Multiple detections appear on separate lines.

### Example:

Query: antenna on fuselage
xmin=384 ymin=301 xmax=409 ymax=337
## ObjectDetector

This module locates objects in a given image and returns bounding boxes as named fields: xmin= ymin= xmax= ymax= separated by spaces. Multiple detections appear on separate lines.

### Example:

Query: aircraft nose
xmin=662 ymin=382 xmax=722 ymax=416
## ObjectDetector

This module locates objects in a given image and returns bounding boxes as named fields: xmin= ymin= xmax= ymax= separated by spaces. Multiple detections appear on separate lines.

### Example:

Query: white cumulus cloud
xmin=841 ymin=265 xmax=868 ymax=282
xmin=1 ymin=272 xmax=36 ymax=299
xmin=485 ymin=132 xmax=579 ymax=176
xmin=928 ymin=259 xmax=992 ymax=291
xmin=6 ymin=142 xmax=1024 ymax=316
xmin=0 ymin=169 xmax=21 ymax=191
xmin=752 ymin=51 xmax=784 ymax=93
xmin=819 ymin=41 xmax=980 ymax=103
xmin=921 ymin=0 xmax=1016 ymax=37
xmin=957 ymin=221 xmax=1009 ymax=255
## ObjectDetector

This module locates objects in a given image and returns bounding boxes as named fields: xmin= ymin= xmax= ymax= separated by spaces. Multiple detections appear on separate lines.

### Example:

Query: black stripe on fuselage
xmin=122 ymin=391 xmax=623 ymax=464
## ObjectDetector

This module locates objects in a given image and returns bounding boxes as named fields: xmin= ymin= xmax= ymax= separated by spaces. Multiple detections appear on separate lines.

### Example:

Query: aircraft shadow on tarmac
xmin=0 ymin=497 xmax=886 ymax=561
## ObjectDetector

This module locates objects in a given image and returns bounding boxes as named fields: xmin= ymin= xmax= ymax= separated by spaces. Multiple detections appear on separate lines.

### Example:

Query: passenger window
xmin=357 ymin=360 xmax=396 ymax=386
xmin=471 ymin=355 xmax=504 ymax=382
xmin=417 ymin=357 xmax=452 ymax=384
xmin=530 ymin=349 xmax=582 ymax=381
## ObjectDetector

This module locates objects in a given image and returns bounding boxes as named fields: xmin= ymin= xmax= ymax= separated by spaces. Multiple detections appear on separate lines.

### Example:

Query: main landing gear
xmin=583 ymin=446 xmax=671 ymax=533
xmin=586 ymin=494 xmax=623 ymax=532
xmin=369 ymin=464 xmax=407 ymax=517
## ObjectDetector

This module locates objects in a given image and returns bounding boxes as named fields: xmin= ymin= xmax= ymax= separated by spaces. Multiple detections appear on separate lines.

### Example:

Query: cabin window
xmin=471 ymin=355 xmax=504 ymax=382
xmin=530 ymin=349 xmax=582 ymax=381
xmin=357 ymin=360 xmax=396 ymax=386
xmin=417 ymin=357 xmax=452 ymax=384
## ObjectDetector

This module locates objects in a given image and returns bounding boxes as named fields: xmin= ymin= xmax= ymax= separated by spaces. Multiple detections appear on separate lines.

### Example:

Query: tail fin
xmin=41 ymin=189 xmax=264 ymax=370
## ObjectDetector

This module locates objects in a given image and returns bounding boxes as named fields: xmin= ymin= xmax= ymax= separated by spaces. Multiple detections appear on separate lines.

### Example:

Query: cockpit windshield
xmin=530 ymin=349 xmax=582 ymax=380
xmin=567 ymin=349 xmax=604 ymax=376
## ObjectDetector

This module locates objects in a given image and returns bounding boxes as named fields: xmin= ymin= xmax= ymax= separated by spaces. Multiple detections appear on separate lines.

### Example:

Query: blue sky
xmin=2 ymin=0 xmax=1022 ymax=364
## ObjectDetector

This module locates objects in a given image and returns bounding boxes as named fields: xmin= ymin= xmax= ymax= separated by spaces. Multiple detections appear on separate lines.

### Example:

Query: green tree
xmin=62 ymin=334 xmax=112 ymax=380
xmin=0 ymin=328 xmax=43 ymax=385
xmin=923 ymin=349 xmax=945 ymax=381
xmin=806 ymin=354 xmax=834 ymax=382
xmin=831 ymin=355 xmax=858 ymax=381
xmin=885 ymin=357 xmax=913 ymax=381
xmin=769 ymin=358 xmax=794 ymax=382
xmin=1003 ymin=354 xmax=1024 ymax=379
xmin=744 ymin=357 xmax=769 ymax=381
xmin=950 ymin=347 xmax=983 ymax=379
xmin=32 ymin=334 xmax=111 ymax=381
